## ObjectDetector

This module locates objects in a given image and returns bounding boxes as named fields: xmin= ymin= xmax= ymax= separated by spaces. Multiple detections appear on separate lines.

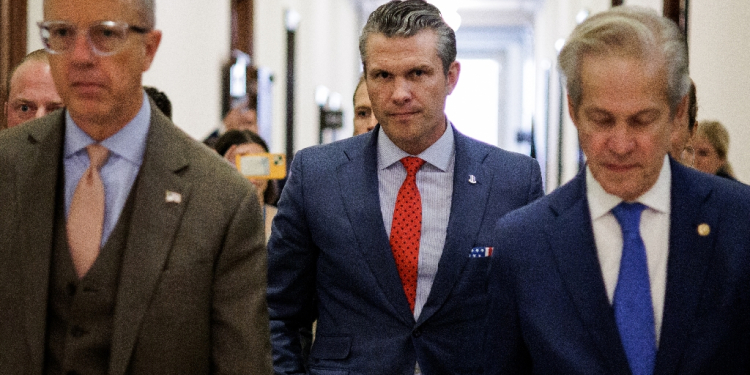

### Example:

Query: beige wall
xmin=690 ymin=0 xmax=750 ymax=183
xmin=143 ymin=0 xmax=231 ymax=139
xmin=254 ymin=0 xmax=361 ymax=153
xmin=534 ymin=0 xmax=611 ymax=191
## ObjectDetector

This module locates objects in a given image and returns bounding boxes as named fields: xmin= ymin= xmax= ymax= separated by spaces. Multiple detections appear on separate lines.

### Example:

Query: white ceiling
xmin=354 ymin=0 xmax=545 ymax=28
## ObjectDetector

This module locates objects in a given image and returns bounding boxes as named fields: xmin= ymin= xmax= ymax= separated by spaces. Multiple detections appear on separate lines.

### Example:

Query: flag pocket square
xmin=469 ymin=246 xmax=493 ymax=258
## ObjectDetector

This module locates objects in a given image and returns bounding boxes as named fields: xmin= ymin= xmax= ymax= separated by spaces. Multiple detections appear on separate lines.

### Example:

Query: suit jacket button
xmin=70 ymin=325 xmax=87 ymax=338
xmin=66 ymin=283 xmax=76 ymax=296
xmin=412 ymin=328 xmax=422 ymax=338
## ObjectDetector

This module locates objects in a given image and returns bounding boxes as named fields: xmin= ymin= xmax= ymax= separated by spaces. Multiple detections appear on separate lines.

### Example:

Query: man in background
xmin=3 ymin=49 xmax=63 ymax=129
xmin=0 ymin=0 xmax=272 ymax=373
xmin=352 ymin=74 xmax=377 ymax=135
xmin=268 ymin=1 xmax=543 ymax=374
xmin=484 ymin=6 xmax=750 ymax=374
xmin=204 ymin=95 xmax=258 ymax=148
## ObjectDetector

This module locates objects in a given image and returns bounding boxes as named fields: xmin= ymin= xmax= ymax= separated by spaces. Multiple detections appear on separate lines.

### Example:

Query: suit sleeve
xmin=212 ymin=189 xmax=273 ymax=374
xmin=267 ymin=151 xmax=318 ymax=375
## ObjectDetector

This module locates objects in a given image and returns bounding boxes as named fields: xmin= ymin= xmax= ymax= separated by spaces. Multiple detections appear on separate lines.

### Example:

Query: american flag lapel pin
xmin=165 ymin=190 xmax=182 ymax=204
xmin=470 ymin=246 xmax=493 ymax=258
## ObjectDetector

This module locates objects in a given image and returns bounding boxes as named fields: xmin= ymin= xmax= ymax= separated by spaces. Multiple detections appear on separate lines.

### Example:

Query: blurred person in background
xmin=693 ymin=120 xmax=736 ymax=180
xmin=353 ymin=74 xmax=378 ymax=135
xmin=143 ymin=85 xmax=171 ymax=119
xmin=204 ymin=94 xmax=258 ymax=149
xmin=215 ymin=129 xmax=279 ymax=241
xmin=3 ymin=49 xmax=63 ymax=129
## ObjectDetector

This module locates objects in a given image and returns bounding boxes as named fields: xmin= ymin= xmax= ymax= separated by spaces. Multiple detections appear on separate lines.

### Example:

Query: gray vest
xmin=44 ymin=180 xmax=136 ymax=375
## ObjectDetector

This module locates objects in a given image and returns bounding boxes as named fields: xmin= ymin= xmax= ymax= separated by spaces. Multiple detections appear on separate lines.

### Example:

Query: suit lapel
xmin=336 ymin=130 xmax=416 ymax=323
xmin=654 ymin=160 xmax=715 ymax=374
xmin=417 ymin=130 xmax=492 ymax=324
xmin=18 ymin=115 xmax=65 ymax=374
xmin=546 ymin=171 xmax=631 ymax=371
xmin=109 ymin=107 xmax=191 ymax=375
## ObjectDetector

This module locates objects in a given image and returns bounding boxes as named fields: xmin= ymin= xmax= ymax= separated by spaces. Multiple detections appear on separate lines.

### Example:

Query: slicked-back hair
xmin=359 ymin=0 xmax=456 ymax=75
xmin=559 ymin=6 xmax=690 ymax=114
xmin=43 ymin=0 xmax=155 ymax=29
xmin=6 ymin=49 xmax=49 ymax=98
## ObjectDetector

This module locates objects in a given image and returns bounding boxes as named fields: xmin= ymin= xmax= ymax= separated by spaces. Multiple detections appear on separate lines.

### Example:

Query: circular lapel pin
xmin=697 ymin=223 xmax=710 ymax=237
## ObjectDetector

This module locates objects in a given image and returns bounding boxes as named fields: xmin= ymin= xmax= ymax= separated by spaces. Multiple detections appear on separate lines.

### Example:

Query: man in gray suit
xmin=0 ymin=0 xmax=272 ymax=373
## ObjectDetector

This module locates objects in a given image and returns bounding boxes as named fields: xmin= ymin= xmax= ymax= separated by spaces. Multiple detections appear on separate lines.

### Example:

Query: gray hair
xmin=359 ymin=0 xmax=456 ymax=75
xmin=558 ymin=6 xmax=690 ymax=114
xmin=43 ymin=0 xmax=155 ymax=29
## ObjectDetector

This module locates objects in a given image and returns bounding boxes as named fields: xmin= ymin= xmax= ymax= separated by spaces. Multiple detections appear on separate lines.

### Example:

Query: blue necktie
xmin=612 ymin=202 xmax=656 ymax=375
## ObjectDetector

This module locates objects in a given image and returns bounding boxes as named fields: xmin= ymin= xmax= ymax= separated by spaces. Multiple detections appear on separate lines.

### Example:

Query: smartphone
xmin=234 ymin=153 xmax=287 ymax=180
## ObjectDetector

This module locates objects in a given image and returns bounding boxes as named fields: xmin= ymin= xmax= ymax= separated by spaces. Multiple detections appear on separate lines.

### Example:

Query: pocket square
xmin=469 ymin=246 xmax=493 ymax=258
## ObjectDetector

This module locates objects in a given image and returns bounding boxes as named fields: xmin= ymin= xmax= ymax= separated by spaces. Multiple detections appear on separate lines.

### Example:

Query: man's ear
xmin=671 ymin=93 xmax=689 ymax=134
xmin=567 ymin=94 xmax=579 ymax=128
xmin=142 ymin=30 xmax=162 ymax=72
xmin=445 ymin=61 xmax=460 ymax=95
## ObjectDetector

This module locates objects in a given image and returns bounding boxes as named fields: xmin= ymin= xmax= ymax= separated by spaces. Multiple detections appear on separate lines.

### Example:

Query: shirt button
xmin=70 ymin=325 xmax=87 ymax=338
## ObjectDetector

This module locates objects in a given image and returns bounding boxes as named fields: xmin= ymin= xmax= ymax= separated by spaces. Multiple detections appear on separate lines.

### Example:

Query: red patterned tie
xmin=390 ymin=156 xmax=426 ymax=312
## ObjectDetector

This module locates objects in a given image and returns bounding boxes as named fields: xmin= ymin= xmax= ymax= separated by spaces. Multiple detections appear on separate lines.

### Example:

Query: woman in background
xmin=215 ymin=130 xmax=279 ymax=240
xmin=693 ymin=120 xmax=736 ymax=180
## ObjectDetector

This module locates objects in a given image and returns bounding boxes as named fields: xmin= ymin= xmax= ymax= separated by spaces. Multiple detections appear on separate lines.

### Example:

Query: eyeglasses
xmin=38 ymin=20 xmax=150 ymax=56
xmin=680 ymin=146 xmax=695 ymax=167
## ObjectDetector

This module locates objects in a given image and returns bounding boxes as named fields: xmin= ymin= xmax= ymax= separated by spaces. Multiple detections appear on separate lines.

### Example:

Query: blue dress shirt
xmin=64 ymin=92 xmax=151 ymax=246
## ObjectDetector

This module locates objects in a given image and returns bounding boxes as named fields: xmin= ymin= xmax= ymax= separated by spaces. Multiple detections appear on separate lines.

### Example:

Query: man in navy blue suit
xmin=484 ymin=6 xmax=750 ymax=375
xmin=267 ymin=1 xmax=543 ymax=374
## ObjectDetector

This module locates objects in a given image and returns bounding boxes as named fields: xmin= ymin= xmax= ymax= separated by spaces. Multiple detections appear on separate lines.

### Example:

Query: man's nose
xmin=391 ymin=77 xmax=411 ymax=103
xmin=608 ymin=124 xmax=636 ymax=155
xmin=69 ymin=31 xmax=96 ymax=62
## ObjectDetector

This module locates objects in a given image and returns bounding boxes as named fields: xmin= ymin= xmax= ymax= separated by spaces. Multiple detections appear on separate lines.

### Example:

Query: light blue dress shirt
xmin=378 ymin=123 xmax=455 ymax=321
xmin=64 ymin=92 xmax=151 ymax=246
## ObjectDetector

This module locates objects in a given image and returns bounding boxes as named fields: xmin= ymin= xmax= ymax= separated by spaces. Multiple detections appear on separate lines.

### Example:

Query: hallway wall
xmin=690 ymin=0 xmax=750 ymax=183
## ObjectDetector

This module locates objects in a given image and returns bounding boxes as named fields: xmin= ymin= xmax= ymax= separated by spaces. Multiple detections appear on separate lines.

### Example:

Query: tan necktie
xmin=67 ymin=144 xmax=110 ymax=278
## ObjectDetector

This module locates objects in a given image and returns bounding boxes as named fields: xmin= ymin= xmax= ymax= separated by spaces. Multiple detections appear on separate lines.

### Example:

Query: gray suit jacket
xmin=0 ymin=102 xmax=273 ymax=374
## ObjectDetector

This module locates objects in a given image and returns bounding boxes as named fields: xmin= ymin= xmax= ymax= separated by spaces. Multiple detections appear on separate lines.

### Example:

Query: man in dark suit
xmin=484 ymin=6 xmax=750 ymax=375
xmin=267 ymin=1 xmax=543 ymax=374
xmin=0 ymin=0 xmax=272 ymax=373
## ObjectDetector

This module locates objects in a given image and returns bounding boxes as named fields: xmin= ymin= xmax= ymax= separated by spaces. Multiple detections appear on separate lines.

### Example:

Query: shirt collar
xmin=64 ymin=91 xmax=151 ymax=165
xmin=377 ymin=118 xmax=455 ymax=172
xmin=586 ymin=155 xmax=672 ymax=220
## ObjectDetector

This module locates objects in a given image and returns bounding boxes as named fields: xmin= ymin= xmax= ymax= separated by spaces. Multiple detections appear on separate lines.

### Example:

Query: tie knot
xmin=400 ymin=157 xmax=425 ymax=177
xmin=612 ymin=202 xmax=646 ymax=234
xmin=86 ymin=144 xmax=110 ymax=171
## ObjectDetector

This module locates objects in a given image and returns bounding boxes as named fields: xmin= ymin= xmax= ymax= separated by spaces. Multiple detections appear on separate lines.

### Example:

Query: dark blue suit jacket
xmin=484 ymin=159 xmax=750 ymax=374
xmin=268 ymin=126 xmax=543 ymax=375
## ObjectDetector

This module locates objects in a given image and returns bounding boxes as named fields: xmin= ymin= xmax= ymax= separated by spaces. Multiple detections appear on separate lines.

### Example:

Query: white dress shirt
xmin=587 ymin=155 xmax=671 ymax=344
